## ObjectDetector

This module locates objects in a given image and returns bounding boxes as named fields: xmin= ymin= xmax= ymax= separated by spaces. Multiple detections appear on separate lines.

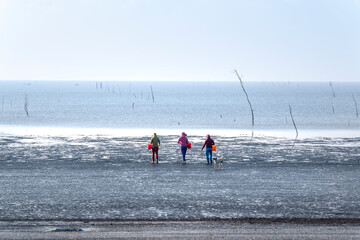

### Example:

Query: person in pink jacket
xmin=178 ymin=132 xmax=189 ymax=163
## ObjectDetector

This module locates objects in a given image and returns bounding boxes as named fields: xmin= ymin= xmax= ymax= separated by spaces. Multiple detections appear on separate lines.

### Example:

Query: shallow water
xmin=0 ymin=81 xmax=360 ymax=131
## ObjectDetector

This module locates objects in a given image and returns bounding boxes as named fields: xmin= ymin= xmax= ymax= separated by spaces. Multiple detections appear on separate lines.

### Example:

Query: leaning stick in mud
xmin=150 ymin=86 xmax=155 ymax=103
xmin=330 ymin=81 xmax=336 ymax=114
xmin=329 ymin=81 xmax=336 ymax=98
xmin=24 ymin=93 xmax=29 ymax=117
xmin=289 ymin=105 xmax=298 ymax=140
xmin=352 ymin=93 xmax=358 ymax=117
xmin=234 ymin=69 xmax=254 ymax=126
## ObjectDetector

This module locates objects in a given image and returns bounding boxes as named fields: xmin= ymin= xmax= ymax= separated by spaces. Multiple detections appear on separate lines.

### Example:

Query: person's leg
xmin=206 ymin=149 xmax=210 ymax=164
xmin=209 ymin=149 xmax=213 ymax=162
xmin=152 ymin=148 xmax=155 ymax=163
xmin=155 ymin=147 xmax=159 ymax=163
xmin=182 ymin=147 xmax=186 ymax=161
xmin=181 ymin=146 xmax=187 ymax=162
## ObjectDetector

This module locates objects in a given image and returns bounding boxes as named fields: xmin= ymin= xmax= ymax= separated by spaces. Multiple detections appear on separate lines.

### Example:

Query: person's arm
xmin=202 ymin=140 xmax=206 ymax=150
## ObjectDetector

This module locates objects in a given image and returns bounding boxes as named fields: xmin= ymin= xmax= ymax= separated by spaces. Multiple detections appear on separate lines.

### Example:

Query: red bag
xmin=187 ymin=142 xmax=192 ymax=149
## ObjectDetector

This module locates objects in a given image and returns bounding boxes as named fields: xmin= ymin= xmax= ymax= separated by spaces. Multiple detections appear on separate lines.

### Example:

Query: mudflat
xmin=1 ymin=219 xmax=360 ymax=240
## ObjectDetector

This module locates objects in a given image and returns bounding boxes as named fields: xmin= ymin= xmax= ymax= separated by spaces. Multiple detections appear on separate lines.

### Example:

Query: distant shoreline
xmin=2 ymin=125 xmax=360 ymax=139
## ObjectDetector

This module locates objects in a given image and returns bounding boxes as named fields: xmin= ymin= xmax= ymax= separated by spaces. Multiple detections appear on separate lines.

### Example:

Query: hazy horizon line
xmin=0 ymin=79 xmax=359 ymax=83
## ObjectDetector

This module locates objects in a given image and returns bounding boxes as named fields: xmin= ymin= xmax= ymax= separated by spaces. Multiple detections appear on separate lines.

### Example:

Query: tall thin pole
xmin=289 ymin=105 xmax=298 ymax=140
xmin=234 ymin=70 xmax=254 ymax=126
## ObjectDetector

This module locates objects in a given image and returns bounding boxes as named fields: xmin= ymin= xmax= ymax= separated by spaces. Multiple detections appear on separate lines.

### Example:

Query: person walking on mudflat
xmin=202 ymin=134 xmax=215 ymax=164
xmin=178 ymin=132 xmax=189 ymax=164
xmin=150 ymin=133 xmax=160 ymax=163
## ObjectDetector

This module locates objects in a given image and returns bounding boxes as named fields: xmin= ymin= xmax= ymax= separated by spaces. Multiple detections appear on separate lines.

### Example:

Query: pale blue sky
xmin=0 ymin=0 xmax=359 ymax=81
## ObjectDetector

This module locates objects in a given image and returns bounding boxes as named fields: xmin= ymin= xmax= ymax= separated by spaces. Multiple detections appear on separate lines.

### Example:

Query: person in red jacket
xmin=178 ymin=132 xmax=189 ymax=164
xmin=202 ymin=134 xmax=215 ymax=164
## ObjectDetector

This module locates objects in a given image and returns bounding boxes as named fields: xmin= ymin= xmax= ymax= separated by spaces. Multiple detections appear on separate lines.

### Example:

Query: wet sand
xmin=1 ymin=135 xmax=360 ymax=239
xmin=1 ymin=219 xmax=360 ymax=240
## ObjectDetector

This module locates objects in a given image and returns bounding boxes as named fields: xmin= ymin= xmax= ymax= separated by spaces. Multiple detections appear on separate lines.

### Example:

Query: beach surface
xmin=1 ymin=133 xmax=360 ymax=239
xmin=1 ymin=219 xmax=360 ymax=239
xmin=1 ymin=134 xmax=359 ymax=220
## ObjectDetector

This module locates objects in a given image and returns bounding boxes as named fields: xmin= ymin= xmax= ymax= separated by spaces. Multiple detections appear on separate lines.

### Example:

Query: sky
xmin=0 ymin=0 xmax=359 ymax=82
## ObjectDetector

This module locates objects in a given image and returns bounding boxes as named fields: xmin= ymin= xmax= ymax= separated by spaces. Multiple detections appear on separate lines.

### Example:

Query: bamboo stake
xmin=329 ymin=81 xmax=336 ymax=98
xmin=289 ymin=105 xmax=298 ymax=140
xmin=150 ymin=86 xmax=155 ymax=103
xmin=352 ymin=93 xmax=358 ymax=117
xmin=330 ymin=81 xmax=336 ymax=114
xmin=234 ymin=69 xmax=254 ymax=126
xmin=24 ymin=93 xmax=29 ymax=117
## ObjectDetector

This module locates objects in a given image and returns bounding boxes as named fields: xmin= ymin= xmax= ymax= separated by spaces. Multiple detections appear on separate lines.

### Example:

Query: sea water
xmin=0 ymin=80 xmax=360 ymax=131
xmin=0 ymin=81 xmax=359 ymax=220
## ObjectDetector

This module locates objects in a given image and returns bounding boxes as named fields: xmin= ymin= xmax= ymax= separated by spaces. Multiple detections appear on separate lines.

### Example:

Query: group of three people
xmin=149 ymin=132 xmax=215 ymax=164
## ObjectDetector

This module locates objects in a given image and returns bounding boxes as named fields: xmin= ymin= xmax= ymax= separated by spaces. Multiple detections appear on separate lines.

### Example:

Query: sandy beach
xmin=1 ymin=219 xmax=360 ymax=239
xmin=1 ymin=133 xmax=360 ymax=239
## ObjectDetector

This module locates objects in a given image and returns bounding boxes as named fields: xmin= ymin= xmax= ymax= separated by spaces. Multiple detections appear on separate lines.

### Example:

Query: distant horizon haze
xmin=0 ymin=0 xmax=359 ymax=82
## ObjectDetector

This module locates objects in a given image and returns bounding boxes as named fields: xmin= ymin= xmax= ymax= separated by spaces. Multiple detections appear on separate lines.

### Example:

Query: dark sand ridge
xmin=0 ymin=219 xmax=360 ymax=240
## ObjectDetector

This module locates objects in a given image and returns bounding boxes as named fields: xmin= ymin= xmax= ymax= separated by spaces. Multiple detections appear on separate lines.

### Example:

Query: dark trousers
xmin=152 ymin=147 xmax=159 ymax=162
xmin=180 ymin=146 xmax=187 ymax=162
xmin=206 ymin=148 xmax=212 ymax=163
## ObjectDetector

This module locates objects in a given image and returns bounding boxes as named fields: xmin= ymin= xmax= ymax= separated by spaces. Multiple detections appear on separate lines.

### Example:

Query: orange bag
xmin=212 ymin=145 xmax=217 ymax=151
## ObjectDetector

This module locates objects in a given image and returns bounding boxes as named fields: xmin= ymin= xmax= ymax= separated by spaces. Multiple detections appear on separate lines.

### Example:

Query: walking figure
xmin=202 ymin=134 xmax=215 ymax=164
xmin=178 ymin=132 xmax=189 ymax=164
xmin=150 ymin=133 xmax=160 ymax=163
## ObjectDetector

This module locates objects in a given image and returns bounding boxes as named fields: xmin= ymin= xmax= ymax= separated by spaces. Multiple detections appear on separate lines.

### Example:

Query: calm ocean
xmin=0 ymin=80 xmax=359 ymax=132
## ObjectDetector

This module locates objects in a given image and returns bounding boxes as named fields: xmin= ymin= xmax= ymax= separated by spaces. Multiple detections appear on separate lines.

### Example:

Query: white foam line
xmin=1 ymin=125 xmax=360 ymax=138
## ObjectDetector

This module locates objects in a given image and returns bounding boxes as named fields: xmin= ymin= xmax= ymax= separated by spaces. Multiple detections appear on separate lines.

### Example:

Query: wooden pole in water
xmin=150 ymin=86 xmax=155 ymax=103
xmin=352 ymin=93 xmax=358 ymax=117
xmin=329 ymin=81 xmax=336 ymax=98
xmin=24 ymin=93 xmax=29 ymax=117
xmin=329 ymin=81 xmax=336 ymax=114
xmin=289 ymin=105 xmax=298 ymax=140
xmin=234 ymin=69 xmax=254 ymax=126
